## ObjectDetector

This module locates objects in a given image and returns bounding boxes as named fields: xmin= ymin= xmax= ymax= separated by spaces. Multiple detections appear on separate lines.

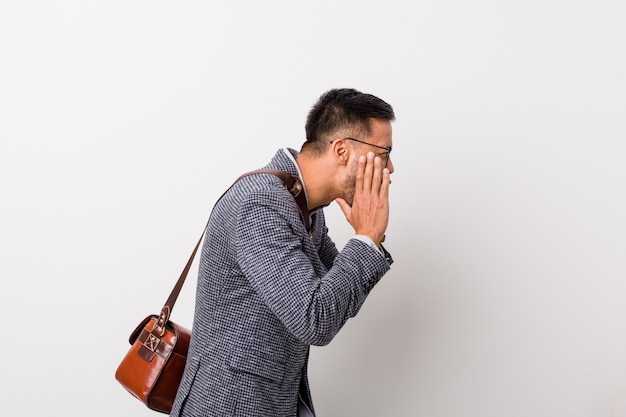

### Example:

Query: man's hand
xmin=336 ymin=152 xmax=390 ymax=246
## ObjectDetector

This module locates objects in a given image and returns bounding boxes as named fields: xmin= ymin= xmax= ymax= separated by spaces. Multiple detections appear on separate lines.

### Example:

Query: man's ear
xmin=331 ymin=138 xmax=349 ymax=166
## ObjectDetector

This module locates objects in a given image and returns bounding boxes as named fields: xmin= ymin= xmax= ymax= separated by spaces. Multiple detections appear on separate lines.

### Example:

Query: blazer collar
xmin=265 ymin=148 xmax=316 ymax=214
xmin=264 ymin=148 xmax=300 ymax=175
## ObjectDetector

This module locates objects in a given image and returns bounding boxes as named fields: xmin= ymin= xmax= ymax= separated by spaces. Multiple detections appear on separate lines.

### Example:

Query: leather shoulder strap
xmin=156 ymin=169 xmax=310 ymax=330
xmin=242 ymin=169 xmax=310 ymax=231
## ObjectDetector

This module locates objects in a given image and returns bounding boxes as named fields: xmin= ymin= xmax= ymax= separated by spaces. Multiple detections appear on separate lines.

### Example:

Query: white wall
xmin=1 ymin=1 xmax=625 ymax=416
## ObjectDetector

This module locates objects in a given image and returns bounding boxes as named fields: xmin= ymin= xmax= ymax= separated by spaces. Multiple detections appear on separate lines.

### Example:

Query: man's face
xmin=341 ymin=118 xmax=394 ymax=206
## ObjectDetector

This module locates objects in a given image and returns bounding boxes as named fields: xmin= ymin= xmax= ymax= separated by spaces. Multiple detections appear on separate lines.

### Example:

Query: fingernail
xmin=359 ymin=156 xmax=366 ymax=162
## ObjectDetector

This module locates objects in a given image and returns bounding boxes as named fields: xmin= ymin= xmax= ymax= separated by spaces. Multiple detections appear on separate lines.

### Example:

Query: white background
xmin=1 ymin=1 xmax=625 ymax=416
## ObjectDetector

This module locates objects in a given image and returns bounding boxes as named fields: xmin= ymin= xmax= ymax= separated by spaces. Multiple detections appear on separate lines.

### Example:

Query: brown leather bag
xmin=115 ymin=169 xmax=309 ymax=413
xmin=115 ymin=315 xmax=192 ymax=413
xmin=114 ymin=231 xmax=200 ymax=413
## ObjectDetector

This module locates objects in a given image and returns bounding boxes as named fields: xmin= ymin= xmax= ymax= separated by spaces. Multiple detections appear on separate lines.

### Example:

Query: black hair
xmin=302 ymin=88 xmax=395 ymax=153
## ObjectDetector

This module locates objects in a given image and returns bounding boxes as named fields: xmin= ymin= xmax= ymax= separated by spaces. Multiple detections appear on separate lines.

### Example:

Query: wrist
xmin=353 ymin=235 xmax=384 ymax=253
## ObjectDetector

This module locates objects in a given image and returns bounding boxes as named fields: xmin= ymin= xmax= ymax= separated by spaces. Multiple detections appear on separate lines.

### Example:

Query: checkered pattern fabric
xmin=170 ymin=149 xmax=392 ymax=417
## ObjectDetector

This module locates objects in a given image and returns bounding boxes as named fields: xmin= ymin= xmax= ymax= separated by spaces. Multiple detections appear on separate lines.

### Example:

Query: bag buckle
xmin=154 ymin=313 xmax=167 ymax=337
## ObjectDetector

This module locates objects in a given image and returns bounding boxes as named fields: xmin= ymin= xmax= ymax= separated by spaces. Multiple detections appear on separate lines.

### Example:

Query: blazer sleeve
xmin=318 ymin=220 xmax=340 ymax=271
xmin=235 ymin=187 xmax=391 ymax=346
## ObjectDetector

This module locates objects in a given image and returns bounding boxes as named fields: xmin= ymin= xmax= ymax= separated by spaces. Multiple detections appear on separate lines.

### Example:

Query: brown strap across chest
xmin=156 ymin=169 xmax=310 ymax=335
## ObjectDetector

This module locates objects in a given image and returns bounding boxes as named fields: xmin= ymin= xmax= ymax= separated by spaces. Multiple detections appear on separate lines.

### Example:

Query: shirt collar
xmin=281 ymin=148 xmax=322 ymax=215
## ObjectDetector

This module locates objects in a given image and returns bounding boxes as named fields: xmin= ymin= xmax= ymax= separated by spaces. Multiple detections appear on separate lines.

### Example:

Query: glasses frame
xmin=342 ymin=137 xmax=392 ymax=167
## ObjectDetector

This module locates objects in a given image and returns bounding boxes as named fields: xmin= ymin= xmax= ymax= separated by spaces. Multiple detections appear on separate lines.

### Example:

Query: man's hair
xmin=302 ymin=88 xmax=395 ymax=154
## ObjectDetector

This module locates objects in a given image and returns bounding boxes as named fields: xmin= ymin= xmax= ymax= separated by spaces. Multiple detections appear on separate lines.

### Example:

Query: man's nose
xmin=386 ymin=157 xmax=395 ymax=174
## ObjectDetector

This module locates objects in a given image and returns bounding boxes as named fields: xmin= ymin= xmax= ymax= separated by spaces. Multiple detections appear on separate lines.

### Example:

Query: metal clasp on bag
xmin=153 ymin=313 xmax=167 ymax=337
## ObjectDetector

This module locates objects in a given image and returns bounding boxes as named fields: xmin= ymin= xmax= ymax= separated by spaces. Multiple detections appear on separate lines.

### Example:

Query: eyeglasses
xmin=343 ymin=137 xmax=392 ymax=167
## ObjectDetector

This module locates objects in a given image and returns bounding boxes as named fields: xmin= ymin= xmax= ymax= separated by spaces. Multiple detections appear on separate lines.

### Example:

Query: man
xmin=170 ymin=88 xmax=395 ymax=417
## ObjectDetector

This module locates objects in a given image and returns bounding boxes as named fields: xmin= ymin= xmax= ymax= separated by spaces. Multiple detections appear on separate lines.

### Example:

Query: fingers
xmin=371 ymin=154 xmax=383 ymax=196
xmin=380 ymin=167 xmax=390 ymax=202
xmin=335 ymin=197 xmax=352 ymax=220
xmin=356 ymin=152 xmax=382 ymax=197
xmin=355 ymin=154 xmax=366 ymax=195
xmin=360 ymin=152 xmax=385 ymax=201
xmin=362 ymin=152 xmax=374 ymax=195
xmin=349 ymin=152 xmax=390 ymax=243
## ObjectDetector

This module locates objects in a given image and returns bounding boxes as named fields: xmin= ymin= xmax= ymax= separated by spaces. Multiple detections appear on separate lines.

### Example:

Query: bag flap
xmin=128 ymin=315 xmax=158 ymax=345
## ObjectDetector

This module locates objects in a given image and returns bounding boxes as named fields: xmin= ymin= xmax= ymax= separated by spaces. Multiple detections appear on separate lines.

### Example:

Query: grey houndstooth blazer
xmin=170 ymin=149 xmax=392 ymax=417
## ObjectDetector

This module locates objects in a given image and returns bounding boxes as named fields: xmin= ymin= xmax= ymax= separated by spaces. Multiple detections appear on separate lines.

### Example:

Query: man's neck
xmin=295 ymin=151 xmax=336 ymax=211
